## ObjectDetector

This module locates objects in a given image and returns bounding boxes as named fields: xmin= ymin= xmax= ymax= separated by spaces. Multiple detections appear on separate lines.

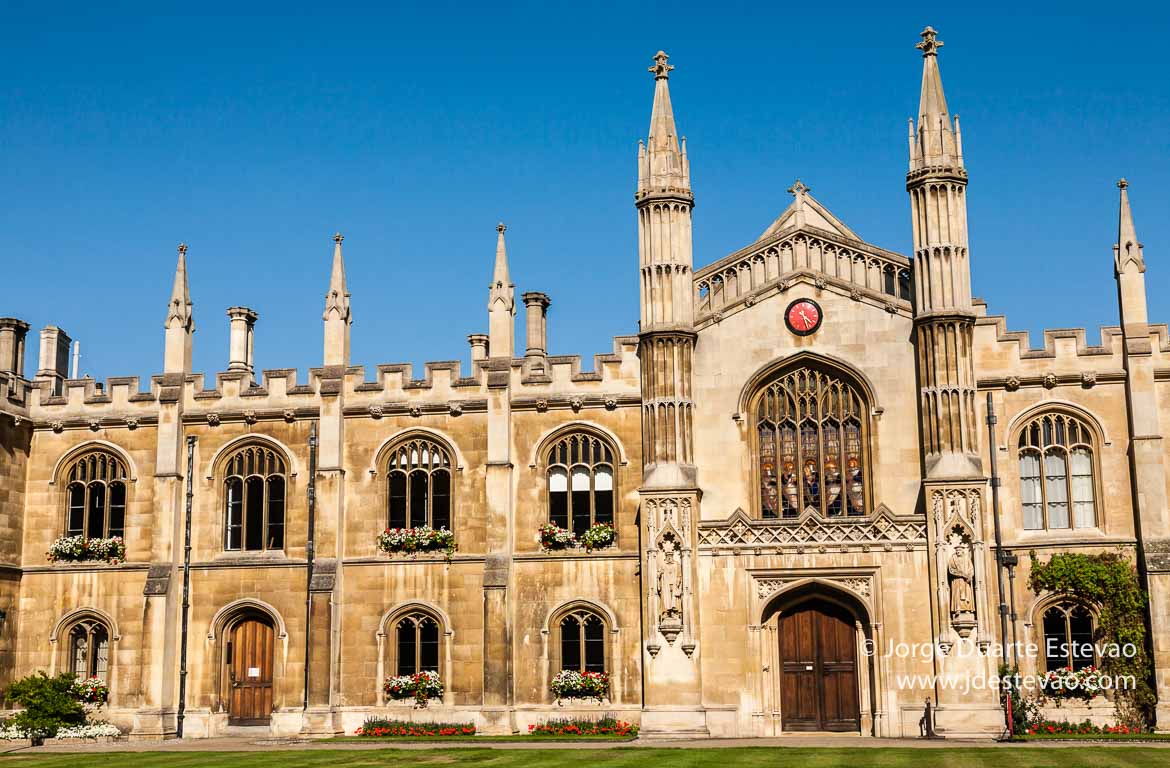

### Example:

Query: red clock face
xmin=785 ymin=299 xmax=822 ymax=336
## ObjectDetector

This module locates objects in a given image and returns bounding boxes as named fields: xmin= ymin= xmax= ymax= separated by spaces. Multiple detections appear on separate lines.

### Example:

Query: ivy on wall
xmin=1029 ymin=551 xmax=1155 ymax=729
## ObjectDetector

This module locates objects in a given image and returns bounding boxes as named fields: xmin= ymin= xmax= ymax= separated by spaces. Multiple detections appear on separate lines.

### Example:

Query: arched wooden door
xmin=779 ymin=600 xmax=859 ymax=731
xmin=227 ymin=616 xmax=274 ymax=725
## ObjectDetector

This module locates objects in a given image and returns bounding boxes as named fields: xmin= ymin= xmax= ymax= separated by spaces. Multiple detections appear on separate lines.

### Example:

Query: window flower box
xmin=550 ymin=670 xmax=609 ymax=704
xmin=377 ymin=526 xmax=456 ymax=560
xmin=47 ymin=536 xmax=126 ymax=564
xmin=539 ymin=523 xmax=577 ymax=551
xmin=383 ymin=670 xmax=443 ymax=707
xmin=71 ymin=676 xmax=110 ymax=705
xmin=1041 ymin=666 xmax=1107 ymax=701
xmin=538 ymin=522 xmax=615 ymax=553
xmin=580 ymin=522 xmax=615 ymax=552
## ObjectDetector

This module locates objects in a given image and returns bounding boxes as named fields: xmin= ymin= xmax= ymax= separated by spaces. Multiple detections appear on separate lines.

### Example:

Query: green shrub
xmin=3 ymin=672 xmax=87 ymax=741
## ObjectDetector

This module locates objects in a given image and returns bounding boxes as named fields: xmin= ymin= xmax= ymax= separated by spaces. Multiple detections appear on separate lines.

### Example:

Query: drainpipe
xmin=303 ymin=422 xmax=317 ymax=710
xmin=985 ymin=393 xmax=1010 ymax=667
xmin=177 ymin=435 xmax=196 ymax=738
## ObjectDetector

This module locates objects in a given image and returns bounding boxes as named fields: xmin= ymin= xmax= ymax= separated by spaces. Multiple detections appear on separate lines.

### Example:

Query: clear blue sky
xmin=3 ymin=2 xmax=1167 ymax=384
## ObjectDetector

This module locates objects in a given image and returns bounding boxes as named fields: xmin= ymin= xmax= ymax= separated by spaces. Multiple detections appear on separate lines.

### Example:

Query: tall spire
xmin=639 ymin=51 xmax=690 ymax=195
xmin=488 ymin=223 xmax=515 ymax=359
xmin=492 ymin=222 xmax=511 ymax=288
xmin=323 ymin=232 xmax=351 ymax=366
xmin=1115 ymin=179 xmax=1145 ymax=274
xmin=324 ymin=232 xmax=351 ymax=320
xmin=165 ymin=243 xmax=193 ymax=331
xmin=163 ymin=243 xmax=194 ymax=374
xmin=909 ymin=26 xmax=961 ymax=171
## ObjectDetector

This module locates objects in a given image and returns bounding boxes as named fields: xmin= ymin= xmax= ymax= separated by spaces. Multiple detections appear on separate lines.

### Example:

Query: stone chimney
xmin=468 ymin=334 xmax=489 ymax=362
xmin=226 ymin=306 xmax=258 ymax=376
xmin=522 ymin=292 xmax=550 ymax=377
xmin=36 ymin=326 xmax=72 ymax=395
xmin=0 ymin=318 xmax=30 ymax=377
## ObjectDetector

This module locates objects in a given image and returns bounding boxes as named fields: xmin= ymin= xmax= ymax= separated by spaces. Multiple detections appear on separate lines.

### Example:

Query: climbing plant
xmin=1028 ymin=551 xmax=1154 ymax=729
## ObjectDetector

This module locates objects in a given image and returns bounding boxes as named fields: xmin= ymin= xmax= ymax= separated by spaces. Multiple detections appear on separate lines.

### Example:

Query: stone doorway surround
xmin=748 ymin=568 xmax=884 ymax=737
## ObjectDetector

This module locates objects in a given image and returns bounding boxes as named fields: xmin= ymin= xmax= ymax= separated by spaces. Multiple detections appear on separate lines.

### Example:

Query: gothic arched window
xmin=223 ymin=444 xmax=287 ymax=551
xmin=546 ymin=433 xmax=615 ymax=537
xmin=1041 ymin=602 xmax=1096 ymax=672
xmin=64 ymin=450 xmax=128 ymax=539
xmin=1018 ymin=412 xmax=1097 ymax=531
xmin=67 ymin=617 xmax=110 ymax=680
xmin=754 ymin=367 xmax=868 ymax=519
xmin=386 ymin=437 xmax=452 ymax=530
xmin=393 ymin=612 xmax=441 ymax=676
xmin=557 ymin=607 xmax=607 ymax=674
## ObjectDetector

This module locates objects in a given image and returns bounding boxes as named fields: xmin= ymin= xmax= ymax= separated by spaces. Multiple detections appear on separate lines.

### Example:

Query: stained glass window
xmin=756 ymin=367 xmax=867 ymax=518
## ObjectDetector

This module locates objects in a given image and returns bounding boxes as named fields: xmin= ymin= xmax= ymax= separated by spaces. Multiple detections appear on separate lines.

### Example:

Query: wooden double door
xmin=227 ymin=616 xmax=274 ymax=725
xmin=779 ymin=601 xmax=860 ymax=732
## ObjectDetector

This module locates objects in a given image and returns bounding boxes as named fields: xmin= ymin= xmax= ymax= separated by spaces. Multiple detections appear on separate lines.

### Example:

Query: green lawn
xmin=2 ymin=748 xmax=1169 ymax=768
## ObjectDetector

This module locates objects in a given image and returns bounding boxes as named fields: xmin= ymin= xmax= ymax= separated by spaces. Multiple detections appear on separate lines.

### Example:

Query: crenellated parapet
xmin=972 ymin=301 xmax=1170 ymax=390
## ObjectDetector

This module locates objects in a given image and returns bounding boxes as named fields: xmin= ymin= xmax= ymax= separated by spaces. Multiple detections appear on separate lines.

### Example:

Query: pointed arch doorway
xmin=225 ymin=612 xmax=275 ymax=725
xmin=778 ymin=599 xmax=860 ymax=731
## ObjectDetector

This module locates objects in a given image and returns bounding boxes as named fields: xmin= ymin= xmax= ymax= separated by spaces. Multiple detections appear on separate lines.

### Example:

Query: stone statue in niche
xmin=657 ymin=535 xmax=684 ymax=643
xmin=946 ymin=531 xmax=977 ymax=637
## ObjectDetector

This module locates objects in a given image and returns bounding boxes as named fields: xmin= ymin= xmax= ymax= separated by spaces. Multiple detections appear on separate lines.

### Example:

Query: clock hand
xmin=799 ymin=310 xmax=813 ymax=325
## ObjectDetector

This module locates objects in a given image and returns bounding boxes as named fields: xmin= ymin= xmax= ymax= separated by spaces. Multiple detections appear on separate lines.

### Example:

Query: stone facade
xmin=1 ymin=28 xmax=1168 ymax=739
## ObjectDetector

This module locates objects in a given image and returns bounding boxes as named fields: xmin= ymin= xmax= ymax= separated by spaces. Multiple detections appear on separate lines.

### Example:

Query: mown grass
xmin=2 ymin=748 xmax=1170 ymax=768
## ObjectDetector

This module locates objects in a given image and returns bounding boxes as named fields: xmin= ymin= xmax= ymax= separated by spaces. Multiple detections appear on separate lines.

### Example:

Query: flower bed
xmin=539 ymin=523 xmax=577 ymax=551
xmin=550 ymin=670 xmax=609 ymax=704
xmin=580 ymin=522 xmax=614 ymax=552
xmin=529 ymin=715 xmax=637 ymax=737
xmin=384 ymin=670 xmax=443 ymax=707
xmin=355 ymin=718 xmax=475 ymax=738
xmin=376 ymin=527 xmax=456 ymax=559
xmin=1041 ymin=666 xmax=1107 ymax=700
xmin=1020 ymin=719 xmax=1155 ymax=739
xmin=51 ymin=722 xmax=122 ymax=740
xmin=47 ymin=536 xmax=126 ymax=564
xmin=71 ymin=676 xmax=110 ymax=705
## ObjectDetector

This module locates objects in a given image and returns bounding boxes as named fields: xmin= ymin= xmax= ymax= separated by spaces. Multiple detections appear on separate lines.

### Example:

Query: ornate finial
xmin=1117 ymin=178 xmax=1129 ymax=190
xmin=916 ymin=26 xmax=943 ymax=57
xmin=333 ymin=232 xmax=344 ymax=244
xmin=787 ymin=179 xmax=810 ymax=196
xmin=496 ymin=222 xmax=506 ymax=234
xmin=649 ymin=51 xmax=673 ymax=80
xmin=178 ymin=243 xmax=188 ymax=255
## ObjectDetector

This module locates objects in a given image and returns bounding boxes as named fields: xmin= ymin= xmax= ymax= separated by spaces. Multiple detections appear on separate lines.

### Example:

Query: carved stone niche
xmin=946 ymin=525 xmax=977 ymax=639
xmin=656 ymin=532 xmax=684 ymax=644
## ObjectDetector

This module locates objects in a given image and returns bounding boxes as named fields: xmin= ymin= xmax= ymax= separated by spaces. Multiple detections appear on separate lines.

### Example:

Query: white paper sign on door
xmin=248 ymin=667 xmax=260 ymax=678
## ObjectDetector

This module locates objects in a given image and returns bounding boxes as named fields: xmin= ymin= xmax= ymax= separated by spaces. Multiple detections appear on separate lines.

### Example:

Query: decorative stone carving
xmin=1042 ymin=372 xmax=1058 ymax=389
xmin=206 ymin=413 xmax=220 ymax=426
xmin=947 ymin=531 xmax=977 ymax=638
xmin=449 ymin=401 xmax=463 ymax=416
xmin=88 ymin=419 xmax=101 ymax=431
xmin=1004 ymin=376 xmax=1021 ymax=391
xmin=884 ymin=302 xmax=898 ymax=314
xmin=699 ymin=507 xmax=925 ymax=550
xmin=778 ymin=279 xmax=791 ymax=292
xmin=604 ymin=397 xmax=617 ymax=411
xmin=125 ymin=417 xmax=138 ymax=430
xmin=409 ymin=405 xmax=422 ymax=418
xmin=570 ymin=396 xmax=583 ymax=412
xmin=656 ymin=534 xmax=684 ymax=643
xmin=50 ymin=421 xmax=64 ymax=433
xmin=814 ymin=276 xmax=827 ymax=290
xmin=755 ymin=574 xmax=873 ymax=601
xmin=849 ymin=289 xmax=862 ymax=302
xmin=535 ymin=398 xmax=549 ymax=413
xmin=745 ymin=295 xmax=757 ymax=307
xmin=282 ymin=409 xmax=296 ymax=422
xmin=711 ymin=311 xmax=723 ymax=323
xmin=1081 ymin=370 xmax=1097 ymax=387
xmin=243 ymin=410 xmax=257 ymax=425
xmin=368 ymin=404 xmax=383 ymax=419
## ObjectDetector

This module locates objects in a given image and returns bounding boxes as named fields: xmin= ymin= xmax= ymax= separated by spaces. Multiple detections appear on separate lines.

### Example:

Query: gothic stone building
xmin=1 ymin=28 xmax=1169 ymax=739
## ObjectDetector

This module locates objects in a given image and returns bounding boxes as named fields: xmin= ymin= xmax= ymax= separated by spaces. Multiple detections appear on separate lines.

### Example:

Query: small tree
xmin=4 ymin=672 xmax=86 ymax=743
